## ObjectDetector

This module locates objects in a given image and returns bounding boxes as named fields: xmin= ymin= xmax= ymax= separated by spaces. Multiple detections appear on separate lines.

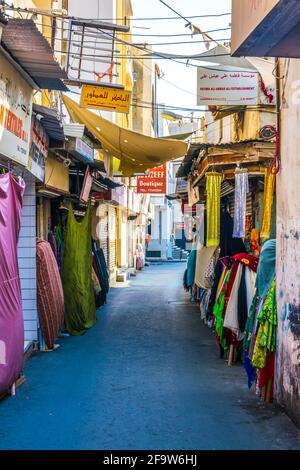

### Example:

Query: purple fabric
xmin=0 ymin=173 xmax=25 ymax=394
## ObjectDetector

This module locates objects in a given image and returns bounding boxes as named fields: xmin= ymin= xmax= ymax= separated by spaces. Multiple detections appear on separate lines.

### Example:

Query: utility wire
xmin=2 ymin=3 xmax=230 ymax=21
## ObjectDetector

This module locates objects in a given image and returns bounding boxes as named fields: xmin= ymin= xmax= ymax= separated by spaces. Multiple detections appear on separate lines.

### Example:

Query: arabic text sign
xmin=80 ymin=85 xmax=131 ymax=113
xmin=197 ymin=66 xmax=259 ymax=106
xmin=136 ymin=164 xmax=167 ymax=195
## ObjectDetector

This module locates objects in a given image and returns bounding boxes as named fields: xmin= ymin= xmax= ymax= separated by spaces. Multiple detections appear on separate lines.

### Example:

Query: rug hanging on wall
xmin=37 ymin=238 xmax=65 ymax=350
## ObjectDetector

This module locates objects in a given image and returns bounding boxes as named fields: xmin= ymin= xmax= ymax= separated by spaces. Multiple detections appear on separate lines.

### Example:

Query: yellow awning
xmin=62 ymin=95 xmax=188 ymax=176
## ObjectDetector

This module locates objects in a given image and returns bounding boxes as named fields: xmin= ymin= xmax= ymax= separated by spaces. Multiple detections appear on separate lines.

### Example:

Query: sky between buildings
xmin=131 ymin=0 xmax=232 ymax=121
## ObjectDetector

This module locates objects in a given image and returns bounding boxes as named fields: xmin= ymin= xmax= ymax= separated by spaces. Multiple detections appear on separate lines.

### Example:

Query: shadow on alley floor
xmin=0 ymin=263 xmax=300 ymax=450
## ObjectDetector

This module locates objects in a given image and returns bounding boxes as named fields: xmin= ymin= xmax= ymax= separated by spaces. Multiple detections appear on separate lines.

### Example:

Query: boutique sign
xmin=0 ymin=54 xmax=33 ymax=167
xmin=136 ymin=164 xmax=167 ymax=194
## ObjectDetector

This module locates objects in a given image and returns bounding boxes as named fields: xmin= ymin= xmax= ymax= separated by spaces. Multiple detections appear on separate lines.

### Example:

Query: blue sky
xmin=131 ymin=0 xmax=232 ymax=118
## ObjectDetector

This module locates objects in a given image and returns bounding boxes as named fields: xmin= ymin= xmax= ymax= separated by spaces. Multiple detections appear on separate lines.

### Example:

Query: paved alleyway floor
xmin=0 ymin=263 xmax=300 ymax=450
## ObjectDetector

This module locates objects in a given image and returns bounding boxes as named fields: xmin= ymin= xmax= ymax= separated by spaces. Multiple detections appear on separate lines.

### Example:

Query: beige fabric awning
xmin=62 ymin=96 xmax=188 ymax=176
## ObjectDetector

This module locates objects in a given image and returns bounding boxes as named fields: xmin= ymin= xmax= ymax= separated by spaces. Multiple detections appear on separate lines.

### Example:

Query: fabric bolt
xmin=223 ymin=263 xmax=245 ymax=341
xmin=261 ymin=169 xmax=276 ymax=240
xmin=252 ymin=280 xmax=277 ymax=369
xmin=244 ymin=351 xmax=257 ymax=389
xmin=199 ymin=289 xmax=212 ymax=320
xmin=206 ymin=172 xmax=222 ymax=247
xmin=245 ymin=267 xmax=257 ymax=316
xmin=195 ymin=244 xmax=219 ymax=289
xmin=244 ymin=292 xmax=260 ymax=352
xmin=248 ymin=298 xmax=265 ymax=360
xmin=36 ymin=238 xmax=65 ymax=350
xmin=233 ymin=171 xmax=249 ymax=238
xmin=257 ymin=352 xmax=275 ymax=394
xmin=186 ymin=240 xmax=197 ymax=288
xmin=0 ymin=173 xmax=25 ymax=394
xmin=237 ymin=265 xmax=248 ymax=333
xmin=92 ymin=241 xmax=109 ymax=305
xmin=61 ymin=204 xmax=96 ymax=335
xmin=255 ymin=239 xmax=276 ymax=299
xmin=232 ymin=252 xmax=259 ymax=272
xmin=213 ymin=268 xmax=231 ymax=340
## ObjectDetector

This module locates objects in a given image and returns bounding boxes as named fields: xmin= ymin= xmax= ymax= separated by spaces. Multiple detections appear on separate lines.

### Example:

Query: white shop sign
xmin=197 ymin=66 xmax=259 ymax=106
xmin=0 ymin=54 xmax=33 ymax=166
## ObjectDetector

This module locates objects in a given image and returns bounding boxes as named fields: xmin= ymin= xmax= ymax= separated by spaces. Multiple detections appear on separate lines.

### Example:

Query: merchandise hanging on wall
xmin=61 ymin=203 xmax=96 ymax=335
xmin=205 ymin=172 xmax=222 ymax=247
xmin=233 ymin=170 xmax=249 ymax=238
xmin=0 ymin=173 xmax=25 ymax=394
xmin=260 ymin=168 xmax=276 ymax=240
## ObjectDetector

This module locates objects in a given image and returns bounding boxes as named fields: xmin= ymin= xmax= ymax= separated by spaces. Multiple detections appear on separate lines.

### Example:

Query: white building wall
xmin=18 ymin=178 xmax=38 ymax=342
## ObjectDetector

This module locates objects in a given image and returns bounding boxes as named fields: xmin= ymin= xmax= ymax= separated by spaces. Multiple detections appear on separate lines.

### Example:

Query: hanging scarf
xmin=206 ymin=172 xmax=222 ymax=247
xmin=252 ymin=280 xmax=277 ymax=369
xmin=256 ymin=239 xmax=276 ymax=299
xmin=233 ymin=171 xmax=249 ymax=238
xmin=261 ymin=168 xmax=276 ymax=240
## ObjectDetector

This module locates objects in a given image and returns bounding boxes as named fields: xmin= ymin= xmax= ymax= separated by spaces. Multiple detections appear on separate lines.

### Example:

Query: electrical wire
xmin=2 ymin=3 xmax=231 ymax=21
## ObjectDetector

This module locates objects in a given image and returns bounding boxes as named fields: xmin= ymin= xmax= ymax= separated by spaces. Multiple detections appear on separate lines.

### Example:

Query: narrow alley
xmin=0 ymin=263 xmax=299 ymax=451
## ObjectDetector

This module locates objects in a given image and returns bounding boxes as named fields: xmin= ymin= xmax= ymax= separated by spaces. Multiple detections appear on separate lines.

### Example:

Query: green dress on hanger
xmin=61 ymin=203 xmax=96 ymax=335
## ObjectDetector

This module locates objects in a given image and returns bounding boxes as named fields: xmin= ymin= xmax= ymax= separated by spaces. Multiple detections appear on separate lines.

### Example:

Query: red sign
xmin=136 ymin=164 xmax=167 ymax=194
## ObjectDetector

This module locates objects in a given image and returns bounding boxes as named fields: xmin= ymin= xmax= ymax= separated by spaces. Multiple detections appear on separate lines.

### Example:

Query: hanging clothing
xmin=220 ymin=210 xmax=246 ymax=258
xmin=233 ymin=171 xmax=249 ymax=238
xmin=61 ymin=203 xmax=96 ymax=335
xmin=223 ymin=263 xmax=245 ymax=341
xmin=261 ymin=168 xmax=276 ymax=240
xmin=252 ymin=280 xmax=277 ymax=369
xmin=256 ymin=239 xmax=276 ymax=299
xmin=206 ymin=172 xmax=222 ymax=247
xmin=186 ymin=239 xmax=197 ymax=288
xmin=237 ymin=265 xmax=248 ymax=333
xmin=0 ymin=174 xmax=25 ymax=394
xmin=194 ymin=244 xmax=219 ymax=289
xmin=36 ymin=238 xmax=65 ymax=350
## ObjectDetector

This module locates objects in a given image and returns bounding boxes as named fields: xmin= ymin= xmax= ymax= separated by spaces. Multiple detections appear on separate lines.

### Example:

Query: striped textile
xmin=36 ymin=238 xmax=64 ymax=350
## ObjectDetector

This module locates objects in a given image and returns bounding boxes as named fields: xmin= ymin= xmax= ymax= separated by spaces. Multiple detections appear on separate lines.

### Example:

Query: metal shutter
xmin=108 ymin=205 xmax=117 ymax=273
xmin=98 ymin=203 xmax=109 ymax=263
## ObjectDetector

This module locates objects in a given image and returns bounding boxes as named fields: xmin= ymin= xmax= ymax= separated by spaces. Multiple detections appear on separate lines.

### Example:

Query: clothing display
xmin=194 ymin=244 xmax=219 ymax=289
xmin=61 ymin=203 xmax=96 ymax=335
xmin=256 ymin=239 xmax=276 ymax=299
xmin=0 ymin=173 xmax=25 ymax=394
xmin=186 ymin=240 xmax=197 ymax=289
xmin=36 ymin=238 xmax=65 ymax=350
xmin=233 ymin=171 xmax=249 ymax=238
xmin=205 ymin=172 xmax=222 ymax=247
xmin=261 ymin=169 xmax=276 ymax=240
xmin=92 ymin=241 xmax=109 ymax=306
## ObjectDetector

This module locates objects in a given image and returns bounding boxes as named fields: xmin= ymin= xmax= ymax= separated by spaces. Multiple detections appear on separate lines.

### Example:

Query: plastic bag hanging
xmin=233 ymin=170 xmax=249 ymax=238
xmin=205 ymin=172 xmax=222 ymax=247
xmin=261 ymin=168 xmax=276 ymax=240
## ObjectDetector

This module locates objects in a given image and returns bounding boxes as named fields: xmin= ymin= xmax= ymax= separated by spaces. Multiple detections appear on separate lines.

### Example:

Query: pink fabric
xmin=0 ymin=173 xmax=25 ymax=394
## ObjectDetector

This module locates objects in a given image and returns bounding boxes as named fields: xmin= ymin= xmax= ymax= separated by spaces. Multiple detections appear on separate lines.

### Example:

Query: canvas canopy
xmin=62 ymin=95 xmax=188 ymax=176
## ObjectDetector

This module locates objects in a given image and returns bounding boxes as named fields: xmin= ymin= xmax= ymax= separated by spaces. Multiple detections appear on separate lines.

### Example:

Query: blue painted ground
xmin=0 ymin=263 xmax=300 ymax=450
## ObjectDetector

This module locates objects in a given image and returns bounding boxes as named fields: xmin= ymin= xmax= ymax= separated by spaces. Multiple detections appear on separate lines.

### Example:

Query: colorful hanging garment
xmin=252 ymin=280 xmax=277 ymax=369
xmin=36 ymin=238 xmax=65 ymax=350
xmin=186 ymin=239 xmax=198 ymax=288
xmin=260 ymin=168 xmax=276 ymax=240
xmin=233 ymin=171 xmax=249 ymax=238
xmin=206 ymin=172 xmax=222 ymax=247
xmin=0 ymin=174 xmax=25 ymax=394
xmin=61 ymin=203 xmax=96 ymax=335
xmin=194 ymin=244 xmax=219 ymax=289
xmin=256 ymin=239 xmax=276 ymax=299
